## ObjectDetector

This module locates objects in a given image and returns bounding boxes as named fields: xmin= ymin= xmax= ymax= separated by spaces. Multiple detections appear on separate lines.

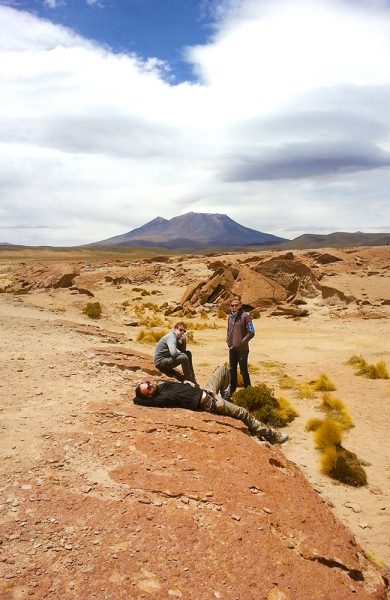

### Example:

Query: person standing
xmin=154 ymin=322 xmax=197 ymax=384
xmin=227 ymin=296 xmax=255 ymax=395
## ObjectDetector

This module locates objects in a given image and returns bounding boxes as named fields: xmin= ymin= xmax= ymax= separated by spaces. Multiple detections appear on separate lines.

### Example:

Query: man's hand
xmin=183 ymin=380 xmax=195 ymax=387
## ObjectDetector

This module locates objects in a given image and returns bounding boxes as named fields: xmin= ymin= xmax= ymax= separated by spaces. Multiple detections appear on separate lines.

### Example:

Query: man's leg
xmin=229 ymin=349 xmax=239 ymax=395
xmin=213 ymin=397 xmax=288 ymax=444
xmin=155 ymin=362 xmax=185 ymax=382
xmin=184 ymin=350 xmax=197 ymax=384
xmin=204 ymin=364 xmax=230 ymax=401
xmin=155 ymin=355 xmax=193 ymax=381
xmin=213 ymin=397 xmax=260 ymax=433
xmin=238 ymin=350 xmax=251 ymax=388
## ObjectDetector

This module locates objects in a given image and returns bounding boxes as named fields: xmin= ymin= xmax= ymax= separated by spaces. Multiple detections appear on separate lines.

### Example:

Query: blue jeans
xmin=229 ymin=348 xmax=250 ymax=394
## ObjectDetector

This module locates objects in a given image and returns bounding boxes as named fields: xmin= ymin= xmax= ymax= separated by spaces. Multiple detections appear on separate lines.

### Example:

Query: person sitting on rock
xmin=133 ymin=363 xmax=288 ymax=444
xmin=154 ymin=322 xmax=197 ymax=384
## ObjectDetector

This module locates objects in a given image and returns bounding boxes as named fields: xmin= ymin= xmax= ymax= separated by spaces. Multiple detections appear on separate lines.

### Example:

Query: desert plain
xmin=0 ymin=245 xmax=389 ymax=599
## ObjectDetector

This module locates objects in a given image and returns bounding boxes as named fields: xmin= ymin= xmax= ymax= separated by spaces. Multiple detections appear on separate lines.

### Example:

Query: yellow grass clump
xmin=217 ymin=307 xmax=227 ymax=319
xmin=142 ymin=302 xmax=159 ymax=311
xmin=308 ymin=415 xmax=367 ymax=486
xmin=296 ymin=382 xmax=316 ymax=399
xmin=278 ymin=374 xmax=297 ymax=390
xmin=276 ymin=396 xmax=299 ymax=423
xmin=138 ymin=316 xmax=165 ymax=328
xmin=347 ymin=354 xmax=389 ymax=379
xmin=305 ymin=417 xmax=323 ymax=432
xmin=320 ymin=446 xmax=367 ymax=487
xmin=320 ymin=393 xmax=353 ymax=430
xmin=314 ymin=419 xmax=342 ymax=450
xmin=313 ymin=373 xmax=336 ymax=392
xmin=136 ymin=329 xmax=166 ymax=344
xmin=82 ymin=302 xmax=102 ymax=319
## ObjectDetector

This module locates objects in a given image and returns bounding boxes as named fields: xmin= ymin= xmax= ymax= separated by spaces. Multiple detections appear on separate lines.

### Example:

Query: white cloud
xmin=0 ymin=1 xmax=390 ymax=245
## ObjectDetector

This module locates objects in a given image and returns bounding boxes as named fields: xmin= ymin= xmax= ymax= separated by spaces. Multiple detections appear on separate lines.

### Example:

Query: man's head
xmin=230 ymin=296 xmax=242 ymax=314
xmin=135 ymin=380 xmax=157 ymax=398
xmin=173 ymin=322 xmax=187 ymax=339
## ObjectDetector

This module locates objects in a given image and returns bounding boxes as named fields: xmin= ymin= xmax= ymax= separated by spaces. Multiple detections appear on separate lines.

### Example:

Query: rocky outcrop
xmin=315 ymin=253 xmax=343 ymax=265
xmin=3 ymin=262 xmax=79 ymax=292
xmin=181 ymin=257 xmax=322 ymax=311
xmin=255 ymin=257 xmax=320 ymax=299
xmin=231 ymin=264 xmax=288 ymax=308
xmin=320 ymin=285 xmax=356 ymax=304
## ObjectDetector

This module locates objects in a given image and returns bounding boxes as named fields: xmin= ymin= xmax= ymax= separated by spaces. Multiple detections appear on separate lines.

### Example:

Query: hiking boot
xmin=256 ymin=428 xmax=289 ymax=445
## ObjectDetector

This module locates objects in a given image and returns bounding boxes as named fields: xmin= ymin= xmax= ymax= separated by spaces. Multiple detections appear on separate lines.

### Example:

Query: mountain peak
xmin=89 ymin=212 xmax=288 ymax=249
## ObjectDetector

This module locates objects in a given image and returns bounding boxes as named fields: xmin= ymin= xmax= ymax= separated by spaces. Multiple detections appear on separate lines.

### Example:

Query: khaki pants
xmin=201 ymin=364 xmax=262 ymax=434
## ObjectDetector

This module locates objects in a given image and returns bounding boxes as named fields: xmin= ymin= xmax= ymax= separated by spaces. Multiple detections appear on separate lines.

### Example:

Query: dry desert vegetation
xmin=0 ymin=245 xmax=390 ymax=599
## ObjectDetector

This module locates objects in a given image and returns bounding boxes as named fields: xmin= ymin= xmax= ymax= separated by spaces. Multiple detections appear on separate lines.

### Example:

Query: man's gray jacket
xmin=154 ymin=331 xmax=186 ymax=366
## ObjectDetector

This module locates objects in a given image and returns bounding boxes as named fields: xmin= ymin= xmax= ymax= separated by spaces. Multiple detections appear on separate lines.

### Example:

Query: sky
xmin=1 ymin=0 xmax=390 ymax=246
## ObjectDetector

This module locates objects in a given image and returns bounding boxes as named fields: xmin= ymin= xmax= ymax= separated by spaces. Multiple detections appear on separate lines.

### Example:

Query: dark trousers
xmin=229 ymin=348 xmax=250 ymax=394
xmin=156 ymin=350 xmax=196 ymax=383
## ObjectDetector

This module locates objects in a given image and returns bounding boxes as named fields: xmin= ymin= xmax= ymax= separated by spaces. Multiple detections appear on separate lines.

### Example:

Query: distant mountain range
xmin=1 ymin=214 xmax=389 ymax=250
xmin=279 ymin=231 xmax=390 ymax=250
xmin=87 ymin=212 xmax=288 ymax=249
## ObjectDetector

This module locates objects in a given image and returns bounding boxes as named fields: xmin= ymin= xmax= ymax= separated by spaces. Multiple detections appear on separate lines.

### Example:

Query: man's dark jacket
xmin=226 ymin=308 xmax=255 ymax=350
xmin=133 ymin=381 xmax=202 ymax=410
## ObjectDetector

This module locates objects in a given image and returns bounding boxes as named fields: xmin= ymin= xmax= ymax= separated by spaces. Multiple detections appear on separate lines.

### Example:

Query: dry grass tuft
xmin=314 ymin=419 xmax=343 ymax=450
xmin=136 ymin=329 xmax=166 ymax=344
xmin=347 ymin=354 xmax=389 ymax=379
xmin=305 ymin=417 xmax=323 ymax=432
xmin=217 ymin=307 xmax=227 ymax=319
xmin=278 ymin=374 xmax=297 ymax=390
xmin=313 ymin=373 xmax=336 ymax=392
xmin=320 ymin=446 xmax=367 ymax=487
xmin=296 ymin=382 xmax=316 ymax=399
xmin=276 ymin=396 xmax=299 ymax=423
xmin=320 ymin=393 xmax=353 ymax=430
xmin=82 ymin=302 xmax=102 ymax=319
xmin=138 ymin=316 xmax=165 ymax=328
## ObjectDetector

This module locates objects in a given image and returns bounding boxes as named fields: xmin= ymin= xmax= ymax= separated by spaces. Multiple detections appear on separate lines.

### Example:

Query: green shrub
xmin=320 ymin=445 xmax=367 ymax=487
xmin=313 ymin=373 xmax=336 ymax=392
xmin=83 ymin=302 xmax=102 ymax=319
xmin=233 ymin=384 xmax=295 ymax=427
xmin=251 ymin=309 xmax=261 ymax=319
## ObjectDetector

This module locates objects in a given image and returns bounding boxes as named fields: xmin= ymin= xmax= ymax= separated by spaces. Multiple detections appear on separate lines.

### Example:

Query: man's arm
xmin=241 ymin=314 xmax=255 ymax=344
xmin=166 ymin=331 xmax=180 ymax=358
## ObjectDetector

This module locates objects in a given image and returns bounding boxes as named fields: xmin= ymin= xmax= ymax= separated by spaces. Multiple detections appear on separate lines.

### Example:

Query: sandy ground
xmin=1 ymin=249 xmax=390 ymax=574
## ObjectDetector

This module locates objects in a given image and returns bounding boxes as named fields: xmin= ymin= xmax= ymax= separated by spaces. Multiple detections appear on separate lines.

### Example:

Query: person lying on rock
xmin=133 ymin=363 xmax=288 ymax=444
xmin=154 ymin=322 xmax=197 ymax=384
